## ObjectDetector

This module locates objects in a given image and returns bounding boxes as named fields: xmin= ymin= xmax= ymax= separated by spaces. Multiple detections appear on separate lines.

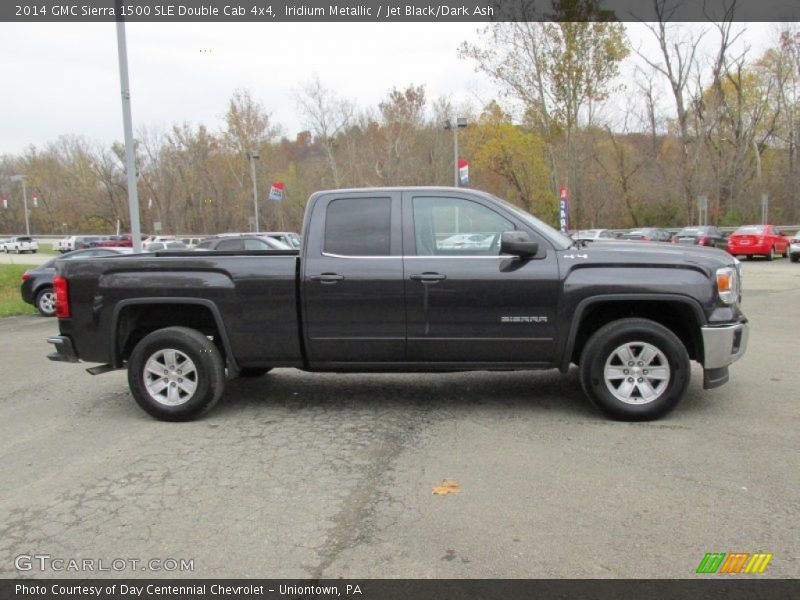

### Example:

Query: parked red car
xmin=727 ymin=225 xmax=789 ymax=260
xmin=94 ymin=235 xmax=134 ymax=248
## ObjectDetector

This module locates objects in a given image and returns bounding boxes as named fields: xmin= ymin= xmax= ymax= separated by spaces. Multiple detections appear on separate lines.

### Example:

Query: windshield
xmin=490 ymin=194 xmax=573 ymax=249
xmin=734 ymin=225 xmax=765 ymax=234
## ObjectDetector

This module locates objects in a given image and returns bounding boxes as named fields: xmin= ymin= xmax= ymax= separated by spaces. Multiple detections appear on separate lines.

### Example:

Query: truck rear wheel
xmin=579 ymin=318 xmax=690 ymax=421
xmin=127 ymin=326 xmax=225 ymax=421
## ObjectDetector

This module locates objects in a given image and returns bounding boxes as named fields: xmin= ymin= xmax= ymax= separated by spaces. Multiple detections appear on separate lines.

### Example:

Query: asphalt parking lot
xmin=0 ymin=259 xmax=798 ymax=579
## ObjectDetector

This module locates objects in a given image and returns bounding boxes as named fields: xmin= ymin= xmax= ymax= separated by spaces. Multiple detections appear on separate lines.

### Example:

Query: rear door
xmin=402 ymin=191 xmax=560 ymax=365
xmin=302 ymin=191 xmax=404 ymax=365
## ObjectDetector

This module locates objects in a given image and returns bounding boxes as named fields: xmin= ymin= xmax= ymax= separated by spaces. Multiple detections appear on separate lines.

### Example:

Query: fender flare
xmin=110 ymin=297 xmax=239 ymax=374
xmin=559 ymin=293 xmax=708 ymax=372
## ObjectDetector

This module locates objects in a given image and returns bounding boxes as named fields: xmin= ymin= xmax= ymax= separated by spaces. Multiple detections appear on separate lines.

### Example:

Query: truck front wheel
xmin=127 ymin=326 xmax=225 ymax=421
xmin=579 ymin=318 xmax=690 ymax=421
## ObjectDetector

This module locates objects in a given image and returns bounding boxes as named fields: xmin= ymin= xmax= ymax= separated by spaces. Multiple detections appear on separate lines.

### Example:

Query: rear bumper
xmin=46 ymin=335 xmax=80 ymax=363
xmin=701 ymin=321 xmax=748 ymax=389
xmin=727 ymin=244 xmax=769 ymax=255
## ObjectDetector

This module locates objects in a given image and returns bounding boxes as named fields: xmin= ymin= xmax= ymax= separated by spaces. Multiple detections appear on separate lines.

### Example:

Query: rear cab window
xmin=324 ymin=197 xmax=392 ymax=256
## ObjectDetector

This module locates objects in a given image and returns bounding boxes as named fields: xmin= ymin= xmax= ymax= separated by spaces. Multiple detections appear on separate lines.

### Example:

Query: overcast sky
xmin=0 ymin=21 xmax=780 ymax=155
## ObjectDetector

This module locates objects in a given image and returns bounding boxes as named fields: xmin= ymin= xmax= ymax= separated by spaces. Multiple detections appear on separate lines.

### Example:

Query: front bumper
xmin=701 ymin=321 xmax=748 ymax=389
xmin=46 ymin=335 xmax=80 ymax=363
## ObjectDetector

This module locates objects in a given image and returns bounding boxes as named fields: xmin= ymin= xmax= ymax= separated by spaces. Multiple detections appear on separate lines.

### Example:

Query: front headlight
xmin=716 ymin=266 xmax=739 ymax=304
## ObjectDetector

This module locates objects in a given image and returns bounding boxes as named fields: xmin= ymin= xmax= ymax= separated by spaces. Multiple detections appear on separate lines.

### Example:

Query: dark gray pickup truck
xmin=47 ymin=187 xmax=748 ymax=421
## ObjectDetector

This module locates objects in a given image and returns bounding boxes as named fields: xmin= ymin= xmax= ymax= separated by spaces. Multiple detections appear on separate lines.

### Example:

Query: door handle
xmin=310 ymin=273 xmax=344 ymax=284
xmin=410 ymin=272 xmax=446 ymax=282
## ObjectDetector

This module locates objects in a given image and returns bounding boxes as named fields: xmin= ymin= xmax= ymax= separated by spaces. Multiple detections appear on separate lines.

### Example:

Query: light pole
xmin=444 ymin=117 xmax=468 ymax=186
xmin=10 ymin=175 xmax=30 ymax=236
xmin=115 ymin=5 xmax=143 ymax=253
xmin=248 ymin=150 xmax=260 ymax=233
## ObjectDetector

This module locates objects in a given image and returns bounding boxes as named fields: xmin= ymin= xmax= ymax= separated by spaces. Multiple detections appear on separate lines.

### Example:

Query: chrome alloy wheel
xmin=603 ymin=342 xmax=671 ymax=405
xmin=143 ymin=349 xmax=198 ymax=406
xmin=38 ymin=291 xmax=56 ymax=315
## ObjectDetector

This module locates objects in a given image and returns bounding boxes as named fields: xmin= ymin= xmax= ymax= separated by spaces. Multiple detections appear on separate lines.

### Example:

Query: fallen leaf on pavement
xmin=432 ymin=480 xmax=460 ymax=496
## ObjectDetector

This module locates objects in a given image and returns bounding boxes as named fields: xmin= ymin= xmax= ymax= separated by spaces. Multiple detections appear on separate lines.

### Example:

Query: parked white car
xmin=179 ymin=236 xmax=205 ymax=248
xmin=3 ymin=236 xmax=39 ymax=253
xmin=574 ymin=229 xmax=619 ymax=242
xmin=54 ymin=237 xmax=73 ymax=253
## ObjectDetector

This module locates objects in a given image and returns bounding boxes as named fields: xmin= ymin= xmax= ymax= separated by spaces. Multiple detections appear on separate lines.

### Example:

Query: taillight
xmin=699 ymin=236 xmax=709 ymax=246
xmin=53 ymin=276 xmax=70 ymax=318
xmin=21 ymin=272 xmax=30 ymax=281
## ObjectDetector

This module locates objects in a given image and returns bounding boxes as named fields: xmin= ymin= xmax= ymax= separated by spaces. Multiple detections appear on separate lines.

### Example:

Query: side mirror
xmin=501 ymin=231 xmax=539 ymax=258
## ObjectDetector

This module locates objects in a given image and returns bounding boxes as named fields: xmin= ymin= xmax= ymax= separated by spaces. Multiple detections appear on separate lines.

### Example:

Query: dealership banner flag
xmin=1 ymin=195 xmax=7 ymax=209
xmin=559 ymin=185 xmax=569 ymax=233
xmin=32 ymin=193 xmax=38 ymax=208
xmin=268 ymin=182 xmax=285 ymax=202
xmin=458 ymin=160 xmax=469 ymax=185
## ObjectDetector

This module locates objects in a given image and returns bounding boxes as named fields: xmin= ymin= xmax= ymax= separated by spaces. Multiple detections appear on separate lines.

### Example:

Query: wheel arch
xmin=561 ymin=294 xmax=707 ymax=372
xmin=110 ymin=298 xmax=239 ymax=374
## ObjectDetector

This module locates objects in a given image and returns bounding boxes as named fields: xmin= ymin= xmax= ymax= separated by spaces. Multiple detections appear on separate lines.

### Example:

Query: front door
xmin=302 ymin=191 xmax=405 ymax=365
xmin=402 ymin=192 xmax=560 ymax=365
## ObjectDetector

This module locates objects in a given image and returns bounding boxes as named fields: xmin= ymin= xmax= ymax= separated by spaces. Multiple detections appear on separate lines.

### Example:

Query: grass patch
xmin=0 ymin=264 xmax=37 ymax=317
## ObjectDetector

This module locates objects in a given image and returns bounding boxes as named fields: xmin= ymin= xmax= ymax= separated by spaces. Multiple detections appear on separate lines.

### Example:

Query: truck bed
xmin=57 ymin=250 xmax=303 ymax=369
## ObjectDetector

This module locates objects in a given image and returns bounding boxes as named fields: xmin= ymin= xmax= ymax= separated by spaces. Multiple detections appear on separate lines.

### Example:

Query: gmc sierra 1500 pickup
xmin=46 ymin=187 xmax=748 ymax=421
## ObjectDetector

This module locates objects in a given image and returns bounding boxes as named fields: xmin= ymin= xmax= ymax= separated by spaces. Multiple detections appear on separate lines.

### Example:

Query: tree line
xmin=1 ymin=13 xmax=798 ymax=236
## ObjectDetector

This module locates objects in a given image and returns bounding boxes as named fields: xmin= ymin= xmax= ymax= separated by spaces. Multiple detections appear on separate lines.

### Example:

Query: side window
xmin=412 ymin=196 xmax=514 ymax=256
xmin=216 ymin=239 xmax=243 ymax=251
xmin=324 ymin=197 xmax=391 ymax=256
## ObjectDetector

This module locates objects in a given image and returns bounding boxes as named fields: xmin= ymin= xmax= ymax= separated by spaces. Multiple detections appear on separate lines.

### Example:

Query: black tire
xmin=238 ymin=367 xmax=272 ymax=378
xmin=766 ymin=246 xmax=775 ymax=261
xmin=791 ymin=254 xmax=799 ymax=263
xmin=127 ymin=326 xmax=225 ymax=421
xmin=579 ymin=318 xmax=690 ymax=421
xmin=35 ymin=287 xmax=56 ymax=317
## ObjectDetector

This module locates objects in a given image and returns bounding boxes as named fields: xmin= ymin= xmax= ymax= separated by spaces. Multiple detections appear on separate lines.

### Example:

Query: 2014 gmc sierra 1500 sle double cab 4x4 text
xmin=46 ymin=187 xmax=748 ymax=421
